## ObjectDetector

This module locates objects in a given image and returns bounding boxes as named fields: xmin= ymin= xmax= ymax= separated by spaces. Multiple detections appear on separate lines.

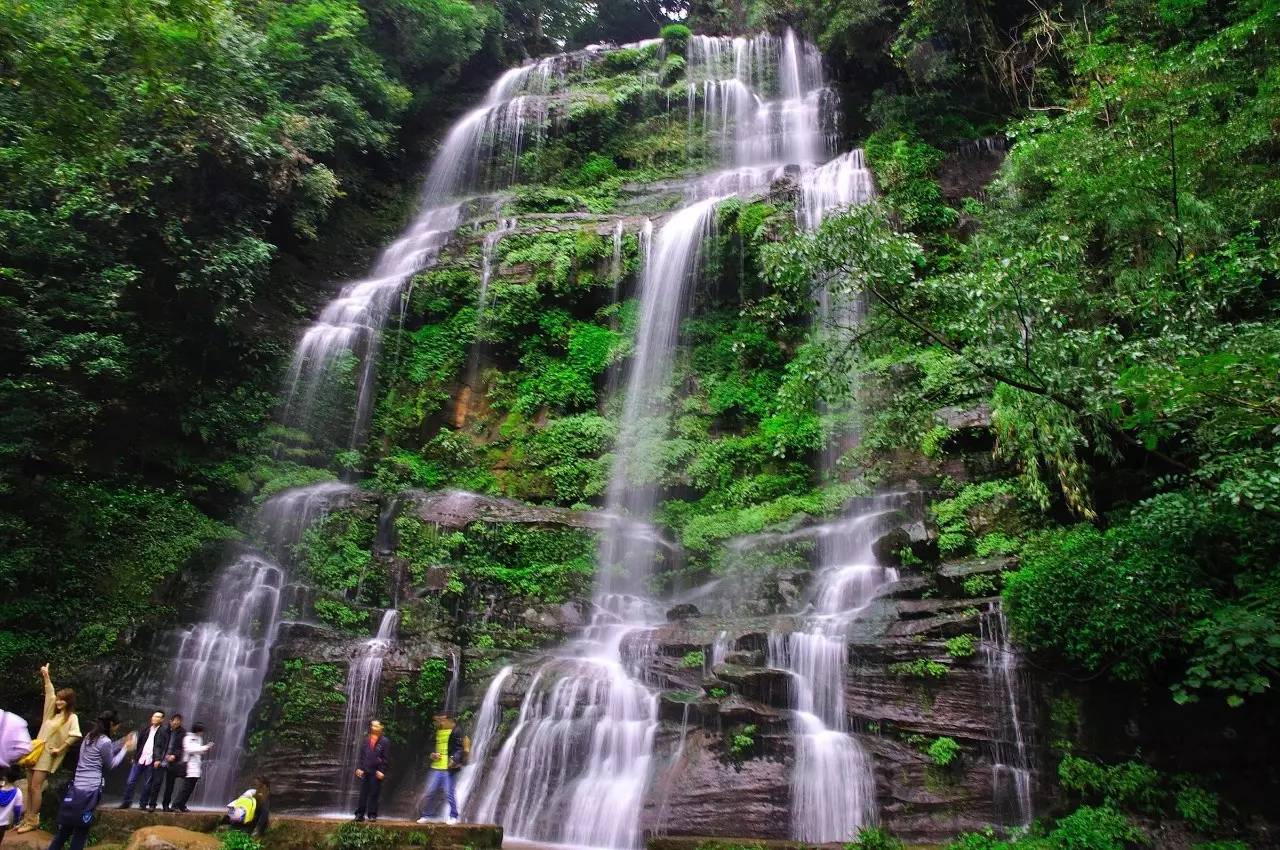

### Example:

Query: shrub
xmin=729 ymin=723 xmax=757 ymax=758
xmin=660 ymin=23 xmax=691 ymax=54
xmin=681 ymin=650 xmax=705 ymax=669
xmin=221 ymin=832 xmax=263 ymax=850
xmin=1048 ymin=805 xmax=1141 ymax=850
xmin=963 ymin=573 xmax=998 ymax=597
xmin=846 ymin=826 xmax=905 ymax=850
xmin=928 ymin=736 xmax=961 ymax=767
xmin=888 ymin=658 xmax=948 ymax=678
xmin=328 ymin=821 xmax=395 ymax=850
xmin=945 ymin=634 xmax=978 ymax=658
xmin=313 ymin=598 xmax=368 ymax=633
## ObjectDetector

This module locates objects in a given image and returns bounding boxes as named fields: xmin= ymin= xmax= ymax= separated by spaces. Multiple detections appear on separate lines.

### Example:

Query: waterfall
xmin=465 ymin=197 xmax=722 ymax=848
xmin=767 ymin=508 xmax=897 ymax=842
xmin=154 ymin=48 xmax=587 ymax=806
xmin=981 ymin=602 xmax=1035 ymax=828
xmin=159 ymin=482 xmax=354 ymax=805
xmin=335 ymin=609 xmax=399 ymax=810
xmin=459 ymin=28 xmax=884 ymax=847
xmin=165 ymin=550 xmax=283 ymax=805
xmin=444 ymin=651 xmax=462 ymax=715
xmin=454 ymin=665 xmax=514 ymax=813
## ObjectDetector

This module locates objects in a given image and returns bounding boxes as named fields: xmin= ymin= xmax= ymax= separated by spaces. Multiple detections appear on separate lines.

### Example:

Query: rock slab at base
xmin=93 ymin=809 xmax=503 ymax=850
xmin=124 ymin=826 xmax=222 ymax=850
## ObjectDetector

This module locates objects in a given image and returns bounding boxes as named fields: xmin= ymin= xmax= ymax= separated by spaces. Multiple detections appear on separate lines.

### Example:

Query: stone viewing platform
xmin=647 ymin=838 xmax=943 ymax=850
xmin=92 ymin=808 xmax=503 ymax=849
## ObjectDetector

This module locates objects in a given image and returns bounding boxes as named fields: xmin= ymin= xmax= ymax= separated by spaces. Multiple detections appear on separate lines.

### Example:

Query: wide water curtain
xmin=162 ymin=30 xmax=879 ymax=827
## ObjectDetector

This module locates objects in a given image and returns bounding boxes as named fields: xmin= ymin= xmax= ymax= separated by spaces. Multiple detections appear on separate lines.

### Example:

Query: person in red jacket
xmin=353 ymin=720 xmax=389 ymax=822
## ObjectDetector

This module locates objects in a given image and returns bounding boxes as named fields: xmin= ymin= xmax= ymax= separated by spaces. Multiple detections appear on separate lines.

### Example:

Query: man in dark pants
xmin=353 ymin=719 xmax=389 ymax=822
xmin=159 ymin=714 xmax=185 ymax=812
xmin=119 ymin=711 xmax=168 ymax=810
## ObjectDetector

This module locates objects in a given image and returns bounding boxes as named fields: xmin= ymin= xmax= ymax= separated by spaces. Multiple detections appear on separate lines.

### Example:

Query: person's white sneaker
xmin=416 ymin=817 xmax=431 ymax=824
xmin=447 ymin=816 xmax=459 ymax=825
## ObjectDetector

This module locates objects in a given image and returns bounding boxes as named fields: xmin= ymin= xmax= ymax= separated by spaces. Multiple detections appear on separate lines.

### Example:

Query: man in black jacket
xmin=120 ymin=711 xmax=168 ymax=810
xmin=353 ymin=719 xmax=390 ymax=822
xmin=159 ymin=713 xmax=186 ymax=812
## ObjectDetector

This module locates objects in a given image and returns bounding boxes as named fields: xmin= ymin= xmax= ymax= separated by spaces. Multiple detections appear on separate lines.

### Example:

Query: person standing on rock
xmin=15 ymin=664 xmax=80 ymax=834
xmin=416 ymin=713 xmax=469 ymax=825
xmin=119 ymin=710 xmax=168 ymax=810
xmin=48 ymin=710 xmax=135 ymax=850
xmin=172 ymin=722 xmax=213 ymax=813
xmin=159 ymin=713 xmax=186 ymax=812
xmin=353 ymin=719 xmax=389 ymax=823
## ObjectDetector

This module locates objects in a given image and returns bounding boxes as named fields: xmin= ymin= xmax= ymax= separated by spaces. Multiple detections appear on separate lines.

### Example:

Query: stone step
xmin=94 ymin=809 xmax=502 ymax=849
xmin=647 ymin=837 xmax=943 ymax=850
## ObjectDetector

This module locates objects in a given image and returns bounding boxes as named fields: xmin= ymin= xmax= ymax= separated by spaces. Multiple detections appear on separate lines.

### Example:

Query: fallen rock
xmin=666 ymin=603 xmax=701 ymax=621
xmin=124 ymin=826 xmax=222 ymax=850
xmin=934 ymin=402 xmax=993 ymax=430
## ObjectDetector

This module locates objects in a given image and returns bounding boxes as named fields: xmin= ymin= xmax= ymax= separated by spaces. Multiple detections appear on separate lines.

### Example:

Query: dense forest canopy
xmin=1 ymin=0 xmax=1278 ymax=844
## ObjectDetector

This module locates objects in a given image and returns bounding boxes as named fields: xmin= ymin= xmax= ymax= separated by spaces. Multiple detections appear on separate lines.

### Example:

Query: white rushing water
xmin=165 ymin=24 xmax=884 ymax=827
xmin=462 ymin=28 xmax=882 ymax=849
xmin=165 ymin=549 xmax=284 ymax=805
xmin=162 ymin=481 xmax=358 ymax=805
xmin=158 ymin=49 xmax=590 ymax=807
xmin=335 ymin=609 xmax=399 ymax=810
xmin=767 ymin=507 xmax=897 ymax=842
xmin=982 ymin=602 xmax=1035 ymax=828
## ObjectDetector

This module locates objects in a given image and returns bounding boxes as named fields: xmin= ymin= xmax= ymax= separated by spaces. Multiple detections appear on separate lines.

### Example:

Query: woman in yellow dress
xmin=14 ymin=664 xmax=81 ymax=833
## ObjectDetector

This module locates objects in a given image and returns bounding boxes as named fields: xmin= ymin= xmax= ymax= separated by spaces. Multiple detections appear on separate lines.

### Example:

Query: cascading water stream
xmin=162 ymin=482 xmax=354 ymax=804
xmin=335 ymin=609 xmax=400 ymax=810
xmin=767 ymin=508 xmax=897 ymax=841
xmin=982 ymin=602 xmax=1035 ymax=828
xmin=156 ymin=51 xmax=591 ymax=806
xmin=461 ymin=28 xmax=883 ymax=847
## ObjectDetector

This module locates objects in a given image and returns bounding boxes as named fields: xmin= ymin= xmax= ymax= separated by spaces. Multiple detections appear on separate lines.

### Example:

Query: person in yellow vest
xmin=415 ymin=713 xmax=469 ymax=824
xmin=220 ymin=776 xmax=270 ymax=837
xmin=15 ymin=664 xmax=81 ymax=834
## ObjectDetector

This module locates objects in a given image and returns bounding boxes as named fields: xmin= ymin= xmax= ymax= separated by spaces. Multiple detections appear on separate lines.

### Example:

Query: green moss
xmin=660 ymin=23 xmax=692 ymax=54
xmin=680 ymin=650 xmax=705 ymax=669
xmin=944 ymin=634 xmax=978 ymax=659
xmin=888 ymin=658 xmax=949 ymax=679
xmin=251 ymin=659 xmax=346 ymax=752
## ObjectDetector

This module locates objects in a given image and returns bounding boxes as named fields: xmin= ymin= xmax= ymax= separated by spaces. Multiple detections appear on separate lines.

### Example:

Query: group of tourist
xmin=0 ymin=665 xmax=473 ymax=848
xmin=353 ymin=714 xmax=471 ymax=825
xmin=0 ymin=665 xmax=220 ymax=849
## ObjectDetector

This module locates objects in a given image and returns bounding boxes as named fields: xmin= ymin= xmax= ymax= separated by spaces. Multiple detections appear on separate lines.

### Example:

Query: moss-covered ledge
xmin=93 ymin=809 xmax=502 ymax=850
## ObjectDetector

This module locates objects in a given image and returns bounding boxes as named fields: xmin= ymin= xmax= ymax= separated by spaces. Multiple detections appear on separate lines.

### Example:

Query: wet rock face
xmin=404 ymin=489 xmax=612 ymax=530
xmin=582 ymin=575 xmax=1045 ymax=845
xmin=644 ymin=728 xmax=795 ymax=840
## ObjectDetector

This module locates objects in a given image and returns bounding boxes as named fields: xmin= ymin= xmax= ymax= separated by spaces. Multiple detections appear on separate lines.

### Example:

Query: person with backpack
xmin=221 ymin=776 xmax=270 ymax=837
xmin=415 ymin=713 xmax=469 ymax=825
xmin=48 ymin=710 xmax=135 ymax=850
xmin=171 ymin=722 xmax=214 ymax=813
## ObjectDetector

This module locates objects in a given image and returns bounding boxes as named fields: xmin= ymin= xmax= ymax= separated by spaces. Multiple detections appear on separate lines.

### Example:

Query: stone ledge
xmin=94 ymin=810 xmax=502 ymax=850
xmin=648 ymin=836 xmax=943 ymax=850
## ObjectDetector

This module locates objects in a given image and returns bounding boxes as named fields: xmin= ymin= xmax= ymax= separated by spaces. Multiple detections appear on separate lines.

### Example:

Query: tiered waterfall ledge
xmin=94 ymin=809 xmax=503 ymax=849
xmin=648 ymin=837 xmax=943 ymax=850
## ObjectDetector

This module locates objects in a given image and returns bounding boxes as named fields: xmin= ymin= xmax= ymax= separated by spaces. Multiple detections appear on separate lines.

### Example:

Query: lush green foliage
xmin=221 ymin=833 xmax=264 ymax=850
xmin=845 ymin=826 xmax=905 ymax=850
xmin=771 ymin=0 xmax=1280 ymax=710
xmin=251 ymin=659 xmax=346 ymax=751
